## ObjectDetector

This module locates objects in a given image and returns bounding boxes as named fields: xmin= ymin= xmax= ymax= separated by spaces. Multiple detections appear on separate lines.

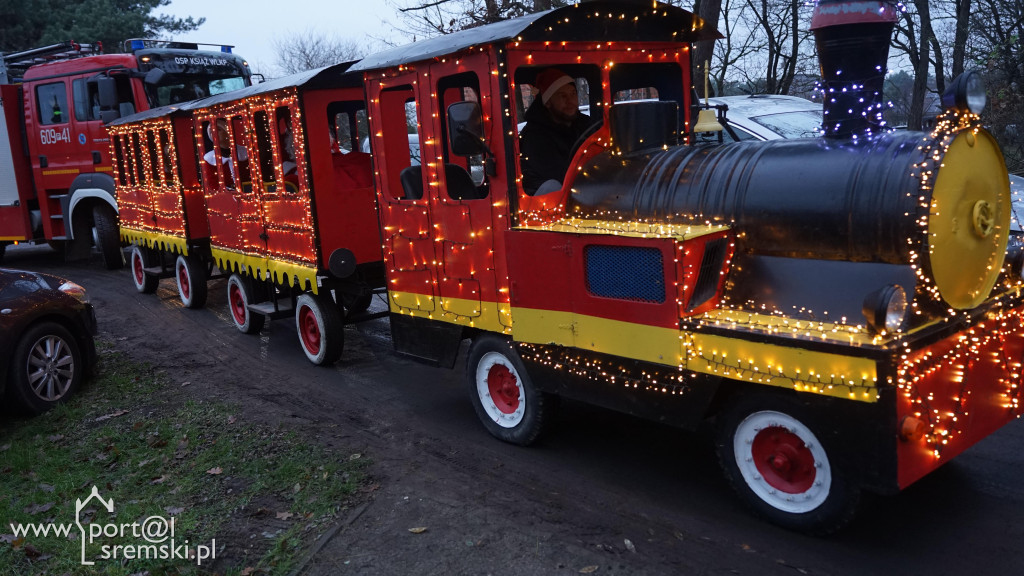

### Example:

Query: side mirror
xmin=144 ymin=67 xmax=166 ymax=86
xmin=447 ymin=101 xmax=485 ymax=156
xmin=92 ymin=77 xmax=121 ymax=122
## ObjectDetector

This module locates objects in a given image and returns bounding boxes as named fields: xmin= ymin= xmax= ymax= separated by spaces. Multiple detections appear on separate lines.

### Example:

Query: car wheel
xmin=130 ymin=245 xmax=158 ymax=294
xmin=7 ymin=322 xmax=83 ymax=415
xmin=93 ymin=204 xmax=123 ymax=270
xmin=226 ymin=273 xmax=265 ymax=334
xmin=716 ymin=394 xmax=859 ymax=535
xmin=295 ymin=293 xmax=344 ymax=366
xmin=466 ymin=335 xmax=553 ymax=446
xmin=175 ymin=254 xmax=208 ymax=309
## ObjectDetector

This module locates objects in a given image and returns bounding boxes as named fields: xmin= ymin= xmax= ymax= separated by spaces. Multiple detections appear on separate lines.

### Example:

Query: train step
xmin=142 ymin=266 xmax=173 ymax=278
xmin=248 ymin=301 xmax=293 ymax=320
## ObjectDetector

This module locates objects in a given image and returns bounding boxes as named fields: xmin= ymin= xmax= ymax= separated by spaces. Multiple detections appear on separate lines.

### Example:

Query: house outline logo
xmin=74 ymin=485 xmax=114 ymax=566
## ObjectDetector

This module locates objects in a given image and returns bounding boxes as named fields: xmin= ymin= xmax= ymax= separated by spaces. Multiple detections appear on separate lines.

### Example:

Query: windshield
xmin=750 ymin=110 xmax=823 ymax=139
xmin=148 ymin=76 xmax=247 ymax=107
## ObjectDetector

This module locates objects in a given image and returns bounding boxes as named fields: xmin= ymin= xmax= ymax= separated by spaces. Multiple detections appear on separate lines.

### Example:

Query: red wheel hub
xmin=229 ymin=284 xmax=247 ymax=324
xmin=751 ymin=426 xmax=816 ymax=494
xmin=486 ymin=363 xmax=520 ymax=414
xmin=133 ymin=253 xmax=144 ymax=283
xmin=178 ymin=263 xmax=190 ymax=299
xmin=298 ymin=306 xmax=321 ymax=354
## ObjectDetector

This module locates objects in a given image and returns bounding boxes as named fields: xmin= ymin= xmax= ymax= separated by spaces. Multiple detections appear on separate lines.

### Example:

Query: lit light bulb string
xmin=108 ymin=117 xmax=189 ymax=254
xmin=195 ymin=89 xmax=321 ymax=292
xmin=814 ymin=66 xmax=892 ymax=141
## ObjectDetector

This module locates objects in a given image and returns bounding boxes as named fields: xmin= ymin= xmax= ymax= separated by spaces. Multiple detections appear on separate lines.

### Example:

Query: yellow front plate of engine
xmin=928 ymin=129 xmax=1010 ymax=310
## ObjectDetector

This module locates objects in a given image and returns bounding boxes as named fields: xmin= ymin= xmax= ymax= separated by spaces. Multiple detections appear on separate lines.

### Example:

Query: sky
xmin=162 ymin=0 xmax=404 ymax=75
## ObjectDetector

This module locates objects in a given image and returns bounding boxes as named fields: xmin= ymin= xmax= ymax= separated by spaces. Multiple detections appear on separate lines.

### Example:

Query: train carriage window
xmin=145 ymin=130 xmax=162 ymax=185
xmin=378 ymin=85 xmax=422 ymax=201
xmin=253 ymin=111 xmax=276 ymax=187
xmin=35 ymin=82 xmax=68 ymax=125
xmin=609 ymin=63 xmax=685 ymax=128
xmin=131 ymin=133 xmax=147 ymax=185
xmin=328 ymin=101 xmax=373 ymax=189
xmin=275 ymin=107 xmax=297 ymax=184
xmin=113 ymin=137 xmax=128 ymax=186
xmin=437 ymin=72 xmax=488 ymax=199
xmin=230 ymin=116 xmax=252 ymax=190
xmin=158 ymin=128 xmax=175 ymax=182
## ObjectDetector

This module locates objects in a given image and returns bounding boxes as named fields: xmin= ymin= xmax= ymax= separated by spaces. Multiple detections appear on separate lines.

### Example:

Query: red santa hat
xmin=535 ymin=68 xmax=574 ymax=105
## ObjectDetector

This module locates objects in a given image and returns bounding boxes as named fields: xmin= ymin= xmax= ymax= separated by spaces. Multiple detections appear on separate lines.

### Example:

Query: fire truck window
xmin=114 ymin=76 xmax=136 ymax=117
xmin=114 ymin=137 xmax=128 ymax=186
xmin=378 ymin=85 xmax=421 ymax=201
xmin=72 ymin=79 xmax=99 ymax=122
xmin=145 ymin=131 xmax=162 ymax=185
xmin=158 ymin=129 xmax=175 ymax=181
xmin=36 ymin=82 xmax=68 ymax=125
xmin=253 ymin=111 xmax=276 ymax=185
xmin=131 ymin=133 xmax=147 ymax=185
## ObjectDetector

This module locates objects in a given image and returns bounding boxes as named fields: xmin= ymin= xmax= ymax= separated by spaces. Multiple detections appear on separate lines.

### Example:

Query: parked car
xmin=708 ymin=94 xmax=823 ymax=141
xmin=0 ymin=268 xmax=97 ymax=415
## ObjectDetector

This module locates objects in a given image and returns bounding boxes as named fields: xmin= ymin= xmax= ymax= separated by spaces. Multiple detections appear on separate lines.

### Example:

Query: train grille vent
xmin=688 ymin=238 xmax=728 ymax=312
xmin=585 ymin=245 xmax=665 ymax=304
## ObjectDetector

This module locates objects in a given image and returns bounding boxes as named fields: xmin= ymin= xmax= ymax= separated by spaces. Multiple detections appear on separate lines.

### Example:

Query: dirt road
xmin=9 ymin=244 xmax=1024 ymax=576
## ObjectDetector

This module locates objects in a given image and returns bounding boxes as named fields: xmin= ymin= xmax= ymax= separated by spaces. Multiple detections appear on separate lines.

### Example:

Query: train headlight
xmin=942 ymin=70 xmax=987 ymax=115
xmin=863 ymin=284 xmax=907 ymax=334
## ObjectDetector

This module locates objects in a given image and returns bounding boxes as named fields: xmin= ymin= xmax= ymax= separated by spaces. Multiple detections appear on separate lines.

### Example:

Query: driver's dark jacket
xmin=519 ymin=100 xmax=596 ymax=194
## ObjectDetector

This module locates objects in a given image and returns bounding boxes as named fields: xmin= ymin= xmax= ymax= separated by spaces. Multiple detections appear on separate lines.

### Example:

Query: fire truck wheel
xmin=466 ymin=335 xmax=553 ymax=446
xmin=175 ymin=254 xmax=208 ymax=309
xmin=130 ymin=245 xmax=159 ymax=294
xmin=716 ymin=394 xmax=859 ymax=535
xmin=93 ymin=204 xmax=123 ymax=270
xmin=295 ymin=293 xmax=344 ymax=366
xmin=227 ymin=274 xmax=265 ymax=334
xmin=7 ymin=322 xmax=83 ymax=416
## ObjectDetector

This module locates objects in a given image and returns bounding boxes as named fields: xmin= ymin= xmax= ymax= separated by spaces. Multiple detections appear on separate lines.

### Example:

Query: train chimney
xmin=810 ymin=0 xmax=899 ymax=140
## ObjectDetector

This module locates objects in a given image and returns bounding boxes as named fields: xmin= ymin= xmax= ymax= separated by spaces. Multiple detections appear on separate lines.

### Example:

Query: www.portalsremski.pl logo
xmin=9 ymin=485 xmax=217 ymax=566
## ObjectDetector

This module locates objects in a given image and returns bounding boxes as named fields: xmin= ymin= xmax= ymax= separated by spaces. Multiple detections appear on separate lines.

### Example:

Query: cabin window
xmin=378 ymin=85 xmax=422 ymax=201
xmin=158 ymin=128 xmax=175 ymax=182
xmin=231 ymin=116 xmax=252 ymax=189
xmin=36 ymin=82 xmax=68 ymax=125
xmin=145 ymin=130 xmax=162 ymax=185
xmin=584 ymin=245 xmax=665 ymax=304
xmin=330 ymin=103 xmax=368 ymax=154
xmin=253 ymin=111 xmax=276 ymax=186
xmin=113 ymin=137 xmax=128 ymax=186
xmin=130 ymin=133 xmax=147 ymax=185
xmin=274 ymin=107 xmax=297 ymax=187
xmin=437 ymin=71 xmax=488 ymax=198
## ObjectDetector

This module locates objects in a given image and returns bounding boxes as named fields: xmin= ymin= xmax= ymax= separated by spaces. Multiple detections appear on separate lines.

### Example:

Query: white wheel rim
xmin=733 ymin=410 xmax=832 ymax=514
xmin=475 ymin=351 xmax=526 ymax=428
xmin=131 ymin=247 xmax=146 ymax=289
xmin=176 ymin=257 xmax=191 ymax=304
xmin=228 ymin=277 xmax=249 ymax=328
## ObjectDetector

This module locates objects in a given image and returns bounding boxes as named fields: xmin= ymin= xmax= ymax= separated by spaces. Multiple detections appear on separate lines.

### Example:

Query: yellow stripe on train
xmin=121 ymin=228 xmax=189 ymax=256
xmin=209 ymin=247 xmax=320 ymax=294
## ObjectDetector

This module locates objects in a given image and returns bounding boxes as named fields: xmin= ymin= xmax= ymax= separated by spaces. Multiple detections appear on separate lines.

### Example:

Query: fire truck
xmin=0 ymin=39 xmax=252 ymax=267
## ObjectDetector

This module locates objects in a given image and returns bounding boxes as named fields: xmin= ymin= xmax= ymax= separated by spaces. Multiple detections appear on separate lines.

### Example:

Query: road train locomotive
xmin=107 ymin=1 xmax=1024 ymax=533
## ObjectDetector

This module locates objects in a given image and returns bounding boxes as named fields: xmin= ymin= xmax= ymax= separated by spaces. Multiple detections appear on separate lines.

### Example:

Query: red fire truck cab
xmin=0 ymin=40 xmax=251 ymax=267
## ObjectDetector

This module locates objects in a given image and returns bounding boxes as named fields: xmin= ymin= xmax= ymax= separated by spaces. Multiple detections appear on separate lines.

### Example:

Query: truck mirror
xmin=447 ymin=101 xmax=485 ymax=157
xmin=92 ymin=77 xmax=120 ymax=121
xmin=144 ymin=68 xmax=166 ymax=86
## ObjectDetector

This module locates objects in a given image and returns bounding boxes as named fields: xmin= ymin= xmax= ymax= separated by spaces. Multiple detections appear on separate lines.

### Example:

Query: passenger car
xmin=708 ymin=94 xmax=823 ymax=141
xmin=0 ymin=268 xmax=97 ymax=415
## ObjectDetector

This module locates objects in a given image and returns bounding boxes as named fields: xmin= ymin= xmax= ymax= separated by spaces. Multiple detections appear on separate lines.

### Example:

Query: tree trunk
xmin=951 ymin=0 xmax=972 ymax=78
xmin=908 ymin=0 xmax=933 ymax=130
xmin=692 ymin=0 xmax=723 ymax=98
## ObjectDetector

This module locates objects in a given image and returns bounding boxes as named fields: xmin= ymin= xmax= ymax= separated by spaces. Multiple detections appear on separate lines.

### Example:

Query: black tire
xmin=0 ymin=242 xmax=6 ymax=264
xmin=466 ymin=335 xmax=553 ymax=446
xmin=175 ymin=254 xmax=208 ymax=309
xmin=295 ymin=292 xmax=344 ymax=366
xmin=92 ymin=203 xmax=123 ymax=270
xmin=7 ymin=322 xmax=84 ymax=415
xmin=129 ymin=245 xmax=158 ymax=294
xmin=715 ymin=393 xmax=860 ymax=535
xmin=342 ymin=289 xmax=373 ymax=316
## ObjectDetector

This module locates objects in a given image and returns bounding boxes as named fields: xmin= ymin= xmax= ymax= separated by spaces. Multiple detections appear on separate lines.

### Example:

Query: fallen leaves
xmin=164 ymin=506 xmax=185 ymax=515
xmin=579 ymin=566 xmax=599 ymax=574
xmin=95 ymin=409 xmax=129 ymax=422
xmin=23 ymin=502 xmax=54 ymax=515
xmin=206 ymin=467 xmax=223 ymax=475
xmin=408 ymin=527 xmax=428 ymax=534
xmin=275 ymin=511 xmax=294 ymax=520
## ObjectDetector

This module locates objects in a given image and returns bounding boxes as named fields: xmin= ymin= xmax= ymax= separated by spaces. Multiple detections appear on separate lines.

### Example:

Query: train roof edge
xmin=351 ymin=1 xmax=722 ymax=73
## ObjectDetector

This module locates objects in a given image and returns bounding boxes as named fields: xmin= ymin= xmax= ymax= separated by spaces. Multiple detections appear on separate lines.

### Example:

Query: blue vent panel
xmin=585 ymin=245 xmax=665 ymax=303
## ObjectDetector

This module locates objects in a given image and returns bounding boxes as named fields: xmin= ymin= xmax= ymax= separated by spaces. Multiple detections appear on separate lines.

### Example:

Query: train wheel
xmin=175 ymin=254 xmax=208 ymax=309
xmin=227 ymin=274 xmax=264 ymax=334
xmin=466 ymin=335 xmax=553 ymax=446
xmin=342 ymin=290 xmax=373 ymax=316
xmin=295 ymin=293 xmax=344 ymax=366
xmin=92 ymin=204 xmax=123 ymax=270
xmin=716 ymin=395 xmax=859 ymax=535
xmin=129 ymin=245 xmax=158 ymax=294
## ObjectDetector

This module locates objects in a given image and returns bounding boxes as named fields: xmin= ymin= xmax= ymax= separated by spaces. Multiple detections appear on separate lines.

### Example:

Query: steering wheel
xmin=570 ymin=120 xmax=603 ymax=157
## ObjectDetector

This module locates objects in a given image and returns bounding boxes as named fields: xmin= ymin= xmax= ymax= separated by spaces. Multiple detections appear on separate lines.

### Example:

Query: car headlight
xmin=863 ymin=284 xmax=907 ymax=334
xmin=59 ymin=281 xmax=90 ymax=303
xmin=941 ymin=70 xmax=987 ymax=115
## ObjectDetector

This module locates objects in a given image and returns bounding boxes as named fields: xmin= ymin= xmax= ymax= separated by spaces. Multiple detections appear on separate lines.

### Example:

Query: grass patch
xmin=0 ymin=342 xmax=367 ymax=575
